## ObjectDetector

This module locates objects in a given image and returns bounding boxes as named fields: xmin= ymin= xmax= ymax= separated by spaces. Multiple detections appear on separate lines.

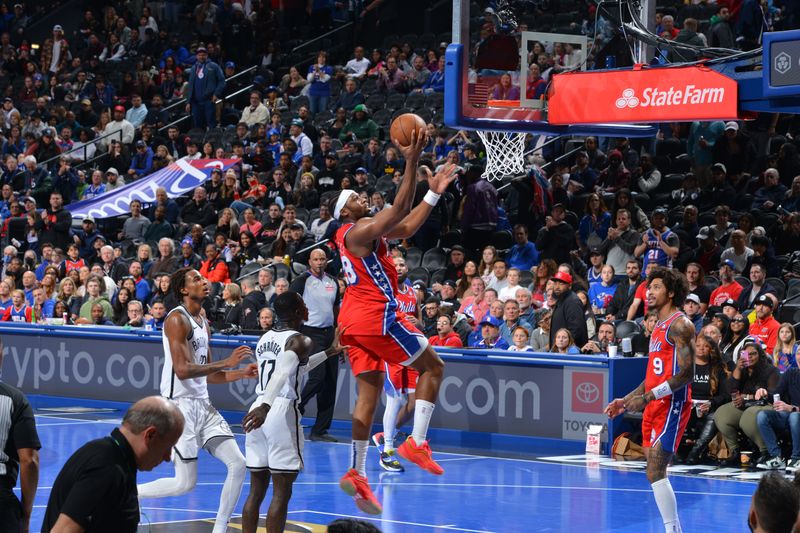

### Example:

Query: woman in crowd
xmin=215 ymin=207 xmax=240 ymax=242
xmin=681 ymin=335 xmax=731 ymax=464
xmin=714 ymin=340 xmax=779 ymax=466
xmin=773 ymin=323 xmax=799 ymax=372
xmin=268 ymin=226 xmax=292 ymax=262
xmin=294 ymin=172 xmax=320 ymax=209
xmin=532 ymin=259 xmax=557 ymax=308
xmin=233 ymin=230 xmax=262 ymax=266
xmin=456 ymin=260 xmax=479 ymax=299
xmin=57 ymin=278 xmax=82 ymax=321
xmin=220 ymin=282 xmax=243 ymax=328
xmin=721 ymin=313 xmax=750 ymax=368
xmin=575 ymin=290 xmax=597 ymax=340
xmin=508 ymin=326 xmax=534 ymax=352
xmin=458 ymin=276 xmax=490 ymax=330
xmin=529 ymin=308 xmax=552 ymax=352
xmin=478 ymin=246 xmax=497 ymax=284
xmin=148 ymin=274 xmax=170 ymax=306
xmin=578 ymin=193 xmax=612 ymax=252
xmin=280 ymin=66 xmax=308 ymax=100
xmin=111 ymin=286 xmax=133 ymax=325
xmin=551 ymin=328 xmax=580 ymax=355
xmin=326 ymin=107 xmax=348 ymax=140
xmin=239 ymin=207 xmax=263 ymax=239
xmin=41 ymin=271 xmax=58 ymax=300
xmin=53 ymin=300 xmax=73 ymax=324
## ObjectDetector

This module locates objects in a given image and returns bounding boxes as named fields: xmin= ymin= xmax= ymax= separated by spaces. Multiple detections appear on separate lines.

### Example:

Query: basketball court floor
xmin=23 ymin=395 xmax=755 ymax=532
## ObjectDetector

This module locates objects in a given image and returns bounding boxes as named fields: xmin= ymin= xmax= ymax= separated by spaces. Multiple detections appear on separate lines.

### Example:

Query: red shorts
xmin=384 ymin=361 xmax=419 ymax=395
xmin=342 ymin=315 xmax=428 ymax=376
xmin=641 ymin=395 xmax=692 ymax=454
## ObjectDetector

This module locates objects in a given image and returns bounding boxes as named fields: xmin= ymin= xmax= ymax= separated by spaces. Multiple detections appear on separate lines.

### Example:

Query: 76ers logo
xmin=649 ymin=340 xmax=663 ymax=353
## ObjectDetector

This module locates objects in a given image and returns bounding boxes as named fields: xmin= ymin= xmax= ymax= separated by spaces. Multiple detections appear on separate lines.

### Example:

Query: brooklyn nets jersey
xmin=160 ymin=306 xmax=210 ymax=400
xmin=255 ymin=328 xmax=302 ymax=401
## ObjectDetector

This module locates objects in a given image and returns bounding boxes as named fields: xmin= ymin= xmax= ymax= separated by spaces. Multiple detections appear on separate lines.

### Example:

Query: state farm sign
xmin=548 ymin=65 xmax=739 ymax=124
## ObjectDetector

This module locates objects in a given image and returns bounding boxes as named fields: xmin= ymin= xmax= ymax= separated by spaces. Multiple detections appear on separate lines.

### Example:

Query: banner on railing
xmin=65 ymin=159 xmax=239 ymax=220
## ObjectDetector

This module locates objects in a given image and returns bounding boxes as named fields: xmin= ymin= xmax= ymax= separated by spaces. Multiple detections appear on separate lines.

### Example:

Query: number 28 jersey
xmin=254 ymin=329 xmax=302 ymax=400
xmin=334 ymin=222 xmax=400 ymax=336
xmin=645 ymin=311 xmax=690 ymax=398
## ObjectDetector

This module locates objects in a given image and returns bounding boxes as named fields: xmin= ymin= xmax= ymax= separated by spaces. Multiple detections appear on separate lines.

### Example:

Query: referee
xmin=41 ymin=396 xmax=184 ymax=533
xmin=0 ymin=340 xmax=40 ymax=533
xmin=293 ymin=247 xmax=341 ymax=442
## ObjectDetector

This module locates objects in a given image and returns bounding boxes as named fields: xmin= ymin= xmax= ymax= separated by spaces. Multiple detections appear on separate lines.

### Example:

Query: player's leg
xmin=647 ymin=442 xmax=682 ymax=533
xmin=383 ymin=392 xmax=407 ymax=453
xmin=241 ymin=470 xmax=271 ymax=533
xmin=396 ymin=389 xmax=417 ymax=429
xmin=266 ymin=472 xmax=298 ymax=532
xmin=352 ymin=370 xmax=383 ymax=472
xmin=206 ymin=437 xmax=247 ymax=533
xmin=137 ymin=456 xmax=198 ymax=497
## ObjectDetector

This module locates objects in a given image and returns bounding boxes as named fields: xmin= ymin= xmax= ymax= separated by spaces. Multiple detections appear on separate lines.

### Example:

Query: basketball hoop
xmin=475 ymin=129 xmax=527 ymax=182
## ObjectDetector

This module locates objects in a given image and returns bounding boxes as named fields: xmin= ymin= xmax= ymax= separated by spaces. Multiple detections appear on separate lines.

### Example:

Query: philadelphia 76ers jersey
xmin=395 ymin=282 xmax=418 ymax=319
xmin=335 ymin=222 xmax=400 ymax=336
xmin=646 ymin=311 xmax=690 ymax=394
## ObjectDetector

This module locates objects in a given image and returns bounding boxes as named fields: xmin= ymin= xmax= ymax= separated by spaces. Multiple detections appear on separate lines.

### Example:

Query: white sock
xmin=652 ymin=478 xmax=682 ymax=533
xmin=207 ymin=438 xmax=247 ymax=533
xmin=137 ymin=455 xmax=197 ymax=498
xmin=351 ymin=440 xmax=369 ymax=477
xmin=411 ymin=400 xmax=435 ymax=445
xmin=383 ymin=394 xmax=406 ymax=452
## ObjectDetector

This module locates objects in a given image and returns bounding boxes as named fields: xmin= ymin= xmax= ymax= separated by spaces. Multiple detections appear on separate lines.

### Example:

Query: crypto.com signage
xmin=548 ymin=65 xmax=739 ymax=124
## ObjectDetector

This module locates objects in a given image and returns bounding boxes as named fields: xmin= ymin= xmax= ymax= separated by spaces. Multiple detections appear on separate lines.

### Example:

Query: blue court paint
xmin=22 ymin=396 xmax=754 ymax=532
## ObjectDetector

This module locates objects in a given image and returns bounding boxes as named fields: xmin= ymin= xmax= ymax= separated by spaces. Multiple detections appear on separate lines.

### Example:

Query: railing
xmin=158 ymin=81 xmax=258 ymax=133
xmin=37 ymin=128 xmax=124 ymax=170
xmin=291 ymin=22 xmax=354 ymax=54
xmin=541 ymin=145 xmax=583 ymax=170
xmin=161 ymin=64 xmax=258 ymax=115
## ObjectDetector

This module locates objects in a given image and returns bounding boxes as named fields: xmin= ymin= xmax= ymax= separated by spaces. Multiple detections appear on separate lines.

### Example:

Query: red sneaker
xmin=339 ymin=469 xmax=382 ymax=515
xmin=397 ymin=437 xmax=444 ymax=475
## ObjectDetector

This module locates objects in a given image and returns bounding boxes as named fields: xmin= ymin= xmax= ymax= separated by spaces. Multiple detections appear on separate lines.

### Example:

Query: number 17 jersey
xmin=254 ymin=329 xmax=301 ymax=400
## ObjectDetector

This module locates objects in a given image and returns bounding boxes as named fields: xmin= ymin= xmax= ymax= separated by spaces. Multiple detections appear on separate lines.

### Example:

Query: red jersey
xmin=335 ymin=222 xmax=400 ymax=335
xmin=395 ymin=283 xmax=418 ymax=319
xmin=750 ymin=316 xmax=780 ymax=354
xmin=63 ymin=258 xmax=85 ymax=274
xmin=710 ymin=281 xmax=743 ymax=307
xmin=645 ymin=310 xmax=690 ymax=399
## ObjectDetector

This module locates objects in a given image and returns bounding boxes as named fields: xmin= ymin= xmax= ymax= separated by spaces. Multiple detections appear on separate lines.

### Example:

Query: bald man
xmin=42 ymin=397 xmax=184 ymax=532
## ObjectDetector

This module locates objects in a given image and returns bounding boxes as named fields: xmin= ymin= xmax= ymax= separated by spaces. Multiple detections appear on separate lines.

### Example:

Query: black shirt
xmin=42 ymin=428 xmax=139 ymax=533
xmin=0 ymin=382 xmax=40 ymax=496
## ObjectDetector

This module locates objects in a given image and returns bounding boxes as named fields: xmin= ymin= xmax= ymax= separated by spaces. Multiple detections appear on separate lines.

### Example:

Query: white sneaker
xmin=757 ymin=455 xmax=786 ymax=470
xmin=786 ymin=458 xmax=800 ymax=472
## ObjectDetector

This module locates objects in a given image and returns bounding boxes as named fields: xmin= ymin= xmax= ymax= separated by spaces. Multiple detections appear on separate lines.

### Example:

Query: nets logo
xmin=571 ymin=372 xmax=604 ymax=413
xmin=615 ymin=85 xmax=726 ymax=110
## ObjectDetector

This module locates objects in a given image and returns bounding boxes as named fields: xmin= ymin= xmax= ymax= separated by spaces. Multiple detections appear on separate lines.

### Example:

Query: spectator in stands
xmin=470 ymin=315 xmax=509 ymax=349
xmin=148 ymin=238 xmax=178 ymax=280
xmin=178 ymin=238 xmax=202 ymax=270
xmin=180 ymin=186 xmax=217 ymax=228
xmin=719 ymin=230 xmax=753 ymax=274
xmin=635 ymin=207 xmax=678 ymax=270
xmin=506 ymin=224 xmax=538 ymax=271
xmin=339 ymin=105 xmax=378 ymax=142
xmin=598 ymin=208 xmax=640 ymax=280
xmin=683 ymin=293 xmax=704 ymax=334
xmin=588 ymin=264 xmax=617 ymax=317
xmin=744 ymin=235 xmax=780 ymax=279
xmin=124 ymin=299 xmax=146 ymax=327
xmin=736 ymin=262 xmax=777 ymax=312
xmin=78 ymin=275 xmax=113 ymax=320
xmin=699 ymin=164 xmax=737 ymax=213
xmin=239 ymin=276 xmax=266 ymax=331
xmin=710 ymin=259 xmax=743 ymax=308
xmin=714 ymin=340 xmax=779 ymax=466
xmin=773 ymin=323 xmax=799 ymax=373
xmin=35 ymin=192 xmax=70 ymax=252
xmin=757 ymin=355 xmax=800 ymax=470
xmin=549 ymin=271 xmax=588 ymax=349
xmin=749 ymin=294 xmax=781 ymax=353
xmin=551 ymin=328 xmax=580 ymax=355
xmin=681 ymin=263 xmax=709 ymax=316
xmin=498 ymin=299 xmax=532 ymax=345
xmin=536 ymin=203 xmax=575 ymax=266
xmin=596 ymin=150 xmax=630 ymax=192
xmin=580 ymin=321 xmax=616 ymax=355
xmin=459 ymin=276 xmax=489 ymax=330
xmin=241 ymin=92 xmax=268 ymax=128
xmin=692 ymin=226 xmax=723 ymax=275
xmin=128 ymin=140 xmax=154 ymax=179
xmin=753 ymin=168 xmax=788 ymax=213
xmin=437 ymin=280 xmax=459 ymax=308
xmin=428 ymin=314 xmax=463 ymax=348
xmin=106 ymin=105 xmax=135 ymax=146
xmin=605 ymin=260 xmax=643 ymax=321
xmin=199 ymin=244 xmax=230 ymax=284
xmin=185 ymin=47 xmax=225 ymax=129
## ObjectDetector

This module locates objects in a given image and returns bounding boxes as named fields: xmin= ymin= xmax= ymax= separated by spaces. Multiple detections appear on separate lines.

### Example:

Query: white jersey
xmin=160 ymin=306 xmax=210 ymax=400
xmin=254 ymin=328 xmax=301 ymax=400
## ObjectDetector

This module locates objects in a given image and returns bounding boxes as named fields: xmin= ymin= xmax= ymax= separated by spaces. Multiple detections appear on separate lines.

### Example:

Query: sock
xmin=411 ymin=400 xmax=435 ymax=445
xmin=137 ymin=455 xmax=197 ymax=498
xmin=651 ymin=478 xmax=682 ymax=533
xmin=383 ymin=394 xmax=406 ymax=452
xmin=207 ymin=438 xmax=247 ymax=533
xmin=351 ymin=440 xmax=369 ymax=477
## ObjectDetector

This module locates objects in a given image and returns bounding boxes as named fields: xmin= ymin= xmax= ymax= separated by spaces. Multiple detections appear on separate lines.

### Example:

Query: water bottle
xmin=622 ymin=337 xmax=633 ymax=357
xmin=605 ymin=55 xmax=616 ymax=69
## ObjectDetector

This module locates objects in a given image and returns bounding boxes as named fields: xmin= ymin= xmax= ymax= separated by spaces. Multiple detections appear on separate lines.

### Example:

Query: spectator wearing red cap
xmin=105 ymin=105 xmax=134 ymax=145
xmin=548 ymin=270 xmax=588 ymax=350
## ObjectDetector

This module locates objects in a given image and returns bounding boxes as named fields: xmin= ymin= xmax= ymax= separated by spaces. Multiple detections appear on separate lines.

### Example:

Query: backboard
xmin=444 ymin=0 xmax=657 ymax=137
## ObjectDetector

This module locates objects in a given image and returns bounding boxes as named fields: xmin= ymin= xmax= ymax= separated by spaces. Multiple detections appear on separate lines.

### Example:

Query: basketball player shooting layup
xmin=332 ymin=128 xmax=458 ymax=514
xmin=138 ymin=267 xmax=257 ymax=533
xmin=240 ymin=291 xmax=348 ymax=533
xmin=605 ymin=266 xmax=695 ymax=533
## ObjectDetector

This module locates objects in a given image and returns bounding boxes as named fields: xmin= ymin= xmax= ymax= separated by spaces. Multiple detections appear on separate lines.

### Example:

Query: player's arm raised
xmin=166 ymin=313 xmax=251 ymax=380
xmin=386 ymin=163 xmax=458 ymax=239
xmin=345 ymin=130 xmax=428 ymax=248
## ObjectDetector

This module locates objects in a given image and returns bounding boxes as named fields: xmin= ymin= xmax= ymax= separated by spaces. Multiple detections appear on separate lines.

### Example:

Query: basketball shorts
xmin=384 ymin=361 xmax=419 ymax=396
xmin=342 ymin=315 xmax=428 ymax=376
xmin=245 ymin=397 xmax=304 ymax=473
xmin=170 ymin=397 xmax=234 ymax=461
xmin=641 ymin=395 xmax=692 ymax=454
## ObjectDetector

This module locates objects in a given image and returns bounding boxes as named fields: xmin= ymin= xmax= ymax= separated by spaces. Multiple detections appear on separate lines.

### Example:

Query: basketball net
xmin=475 ymin=130 xmax=527 ymax=182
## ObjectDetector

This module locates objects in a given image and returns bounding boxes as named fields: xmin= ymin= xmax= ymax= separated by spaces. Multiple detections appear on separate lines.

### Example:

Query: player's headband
xmin=333 ymin=189 xmax=356 ymax=220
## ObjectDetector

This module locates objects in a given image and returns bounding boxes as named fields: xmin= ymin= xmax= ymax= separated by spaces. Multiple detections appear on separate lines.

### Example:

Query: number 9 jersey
xmin=642 ymin=311 xmax=692 ymax=453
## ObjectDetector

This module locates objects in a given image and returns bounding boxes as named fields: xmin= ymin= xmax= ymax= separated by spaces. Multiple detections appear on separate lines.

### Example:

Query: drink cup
xmin=607 ymin=344 xmax=618 ymax=357
xmin=774 ymin=394 xmax=781 ymax=404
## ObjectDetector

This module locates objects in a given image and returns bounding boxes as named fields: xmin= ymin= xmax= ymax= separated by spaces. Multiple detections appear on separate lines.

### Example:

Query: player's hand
xmin=394 ymin=127 xmax=428 ymax=161
xmin=239 ymin=362 xmax=258 ymax=379
xmin=604 ymin=398 xmax=626 ymax=419
xmin=426 ymin=163 xmax=459 ymax=194
xmin=242 ymin=404 xmax=269 ymax=432
xmin=623 ymin=394 xmax=647 ymax=413
xmin=226 ymin=345 xmax=253 ymax=367
xmin=755 ymin=387 xmax=768 ymax=400
xmin=327 ymin=327 xmax=351 ymax=358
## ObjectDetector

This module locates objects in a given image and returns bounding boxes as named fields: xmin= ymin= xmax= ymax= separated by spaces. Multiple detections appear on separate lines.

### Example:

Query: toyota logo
xmin=576 ymin=382 xmax=600 ymax=404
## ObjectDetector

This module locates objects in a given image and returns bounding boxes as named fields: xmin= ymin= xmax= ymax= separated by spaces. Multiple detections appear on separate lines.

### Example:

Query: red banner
xmin=547 ymin=65 xmax=739 ymax=125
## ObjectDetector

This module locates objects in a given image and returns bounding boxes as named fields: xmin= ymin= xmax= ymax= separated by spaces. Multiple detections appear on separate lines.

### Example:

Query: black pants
xmin=0 ymin=493 xmax=21 ymax=532
xmin=299 ymin=325 xmax=337 ymax=435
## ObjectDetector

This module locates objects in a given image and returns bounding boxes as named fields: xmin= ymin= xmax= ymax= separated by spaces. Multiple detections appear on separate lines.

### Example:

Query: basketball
xmin=390 ymin=113 xmax=426 ymax=147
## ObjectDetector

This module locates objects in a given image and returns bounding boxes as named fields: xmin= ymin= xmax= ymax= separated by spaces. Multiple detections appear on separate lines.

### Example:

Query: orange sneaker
xmin=397 ymin=437 xmax=444 ymax=475
xmin=339 ymin=469 xmax=382 ymax=515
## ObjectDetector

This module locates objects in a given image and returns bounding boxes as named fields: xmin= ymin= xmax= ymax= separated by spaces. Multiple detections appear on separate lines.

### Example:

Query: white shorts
xmin=245 ymin=397 xmax=304 ymax=473
xmin=170 ymin=397 xmax=234 ymax=461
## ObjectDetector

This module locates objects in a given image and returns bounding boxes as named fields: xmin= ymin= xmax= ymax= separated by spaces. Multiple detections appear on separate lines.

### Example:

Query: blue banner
xmin=65 ymin=159 xmax=239 ymax=220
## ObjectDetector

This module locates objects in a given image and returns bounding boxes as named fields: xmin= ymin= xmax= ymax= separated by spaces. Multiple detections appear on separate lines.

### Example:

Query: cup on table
xmin=740 ymin=451 xmax=752 ymax=467
xmin=607 ymin=344 xmax=618 ymax=357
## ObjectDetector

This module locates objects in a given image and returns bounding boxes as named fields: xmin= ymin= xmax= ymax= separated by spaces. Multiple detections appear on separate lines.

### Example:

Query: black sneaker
xmin=378 ymin=450 xmax=405 ymax=473
xmin=309 ymin=432 xmax=338 ymax=442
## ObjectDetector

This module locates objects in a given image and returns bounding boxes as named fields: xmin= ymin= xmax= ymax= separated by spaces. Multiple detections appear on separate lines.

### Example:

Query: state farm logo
xmin=614 ymin=85 xmax=726 ymax=109
xmin=572 ymin=371 xmax=604 ymax=413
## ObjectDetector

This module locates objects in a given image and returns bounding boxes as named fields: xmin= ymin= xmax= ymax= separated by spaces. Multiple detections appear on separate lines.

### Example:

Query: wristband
xmin=423 ymin=190 xmax=441 ymax=206
xmin=651 ymin=382 xmax=673 ymax=400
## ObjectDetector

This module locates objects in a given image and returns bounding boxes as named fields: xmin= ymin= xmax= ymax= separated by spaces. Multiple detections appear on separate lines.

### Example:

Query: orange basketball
xmin=390 ymin=113 xmax=426 ymax=147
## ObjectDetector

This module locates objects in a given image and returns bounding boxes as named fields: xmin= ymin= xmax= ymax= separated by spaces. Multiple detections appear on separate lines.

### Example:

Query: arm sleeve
xmin=302 ymin=352 xmax=328 ymax=374
xmin=259 ymin=351 xmax=299 ymax=406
